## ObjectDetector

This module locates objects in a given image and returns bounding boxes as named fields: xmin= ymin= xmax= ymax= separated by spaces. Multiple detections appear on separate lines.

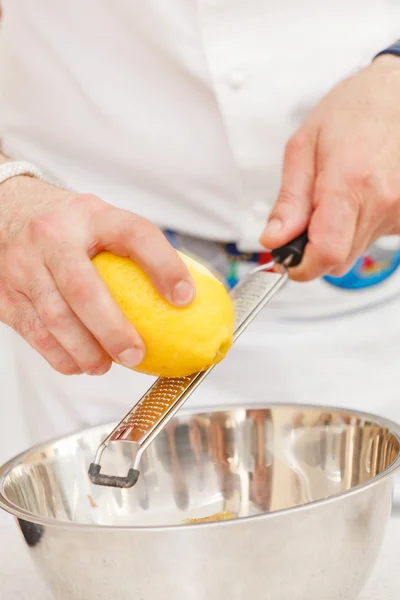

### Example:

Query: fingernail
xmin=264 ymin=218 xmax=283 ymax=235
xmin=85 ymin=362 xmax=112 ymax=376
xmin=171 ymin=279 xmax=195 ymax=307
xmin=117 ymin=347 xmax=144 ymax=368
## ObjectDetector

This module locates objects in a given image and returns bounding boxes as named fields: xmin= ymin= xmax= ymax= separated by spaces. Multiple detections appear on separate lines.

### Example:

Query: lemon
xmin=92 ymin=251 xmax=235 ymax=377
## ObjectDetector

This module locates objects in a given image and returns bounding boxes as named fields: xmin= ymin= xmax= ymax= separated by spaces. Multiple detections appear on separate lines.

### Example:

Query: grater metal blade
xmin=88 ymin=232 xmax=308 ymax=488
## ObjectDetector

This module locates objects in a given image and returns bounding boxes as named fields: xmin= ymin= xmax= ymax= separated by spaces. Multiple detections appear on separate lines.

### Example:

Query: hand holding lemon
xmin=0 ymin=178 xmax=232 ymax=377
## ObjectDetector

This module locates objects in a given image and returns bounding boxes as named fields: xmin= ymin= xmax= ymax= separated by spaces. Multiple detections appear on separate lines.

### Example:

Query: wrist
xmin=0 ymin=174 xmax=70 ymax=225
xmin=369 ymin=53 xmax=400 ymax=76
xmin=0 ymin=161 xmax=46 ymax=202
xmin=0 ymin=172 xmax=42 ymax=193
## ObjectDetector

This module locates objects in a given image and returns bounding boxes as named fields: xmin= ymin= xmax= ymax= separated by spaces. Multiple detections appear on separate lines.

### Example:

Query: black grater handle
xmin=271 ymin=231 xmax=308 ymax=268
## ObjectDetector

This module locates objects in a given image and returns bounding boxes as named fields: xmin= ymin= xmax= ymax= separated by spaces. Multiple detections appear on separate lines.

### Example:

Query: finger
xmin=329 ymin=219 xmax=384 ymax=277
xmin=326 ymin=175 xmax=390 ymax=277
xmin=0 ymin=291 xmax=82 ymax=375
xmin=329 ymin=229 xmax=372 ymax=277
xmin=290 ymin=171 xmax=360 ymax=281
xmin=93 ymin=208 xmax=195 ymax=306
xmin=260 ymin=130 xmax=316 ymax=249
xmin=25 ymin=266 xmax=112 ymax=376
xmin=46 ymin=249 xmax=146 ymax=369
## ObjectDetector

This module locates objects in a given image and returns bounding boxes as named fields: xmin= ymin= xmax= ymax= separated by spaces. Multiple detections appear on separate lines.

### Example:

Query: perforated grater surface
xmin=88 ymin=232 xmax=308 ymax=488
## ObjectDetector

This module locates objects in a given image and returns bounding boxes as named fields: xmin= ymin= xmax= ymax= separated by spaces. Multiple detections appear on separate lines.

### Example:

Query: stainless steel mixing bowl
xmin=1 ymin=404 xmax=400 ymax=600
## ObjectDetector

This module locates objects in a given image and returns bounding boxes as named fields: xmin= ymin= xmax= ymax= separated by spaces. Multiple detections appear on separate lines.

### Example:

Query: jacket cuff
xmin=375 ymin=41 xmax=400 ymax=59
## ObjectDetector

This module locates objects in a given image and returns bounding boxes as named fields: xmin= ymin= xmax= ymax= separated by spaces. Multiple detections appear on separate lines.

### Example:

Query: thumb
xmin=260 ymin=132 xmax=316 ymax=249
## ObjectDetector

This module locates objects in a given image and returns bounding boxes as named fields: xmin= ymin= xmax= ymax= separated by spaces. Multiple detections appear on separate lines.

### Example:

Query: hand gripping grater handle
xmin=88 ymin=232 xmax=308 ymax=488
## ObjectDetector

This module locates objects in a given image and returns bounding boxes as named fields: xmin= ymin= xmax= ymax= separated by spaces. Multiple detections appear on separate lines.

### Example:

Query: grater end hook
xmin=88 ymin=463 xmax=140 ymax=488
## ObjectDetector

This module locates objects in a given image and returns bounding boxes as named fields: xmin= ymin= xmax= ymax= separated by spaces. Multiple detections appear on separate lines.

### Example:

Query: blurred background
xmin=0 ymin=325 xmax=27 ymax=465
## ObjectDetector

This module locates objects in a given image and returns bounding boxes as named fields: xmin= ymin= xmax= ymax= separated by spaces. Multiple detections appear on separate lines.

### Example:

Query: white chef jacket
xmin=0 ymin=0 xmax=399 ymax=317
xmin=1 ymin=0 xmax=400 ymax=452
xmin=0 ymin=0 xmax=398 ymax=245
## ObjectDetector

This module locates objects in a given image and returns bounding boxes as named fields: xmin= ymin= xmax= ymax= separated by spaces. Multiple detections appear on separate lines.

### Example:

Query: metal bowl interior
xmin=1 ymin=404 xmax=400 ymax=529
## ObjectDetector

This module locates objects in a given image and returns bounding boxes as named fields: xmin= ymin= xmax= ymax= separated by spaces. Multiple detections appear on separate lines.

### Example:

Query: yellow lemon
xmin=92 ymin=251 xmax=235 ymax=377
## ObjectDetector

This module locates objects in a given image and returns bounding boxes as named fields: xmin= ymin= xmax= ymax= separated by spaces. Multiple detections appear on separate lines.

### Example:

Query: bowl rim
xmin=1 ymin=401 xmax=400 ymax=532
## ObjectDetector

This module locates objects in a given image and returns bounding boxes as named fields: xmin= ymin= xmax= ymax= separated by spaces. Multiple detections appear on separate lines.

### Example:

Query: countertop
xmin=1 ymin=512 xmax=399 ymax=599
